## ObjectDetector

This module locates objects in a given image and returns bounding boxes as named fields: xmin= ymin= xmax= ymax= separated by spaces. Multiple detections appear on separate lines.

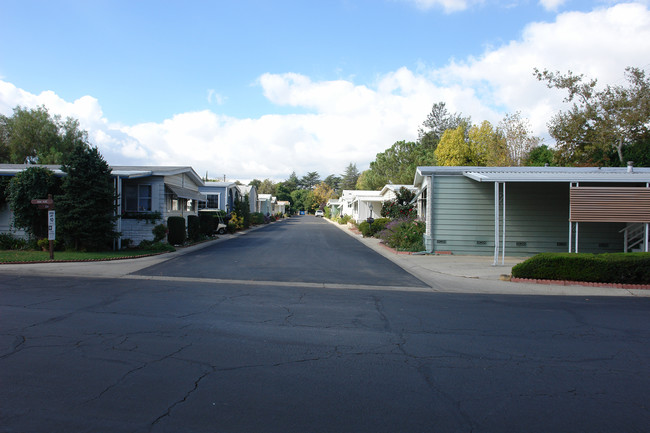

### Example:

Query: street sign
xmin=31 ymin=198 xmax=54 ymax=206
xmin=48 ymin=211 xmax=56 ymax=241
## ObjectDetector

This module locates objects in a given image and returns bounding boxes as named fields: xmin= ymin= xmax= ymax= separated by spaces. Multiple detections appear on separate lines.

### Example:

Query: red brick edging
xmin=510 ymin=277 xmax=650 ymax=290
xmin=379 ymin=243 xmax=414 ymax=255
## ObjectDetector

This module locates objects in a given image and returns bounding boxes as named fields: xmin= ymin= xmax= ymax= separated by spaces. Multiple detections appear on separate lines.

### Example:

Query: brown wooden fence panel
xmin=570 ymin=187 xmax=650 ymax=222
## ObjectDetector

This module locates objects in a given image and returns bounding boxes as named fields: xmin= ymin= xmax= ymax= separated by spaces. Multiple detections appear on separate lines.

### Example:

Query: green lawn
xmin=0 ymin=249 xmax=171 ymax=263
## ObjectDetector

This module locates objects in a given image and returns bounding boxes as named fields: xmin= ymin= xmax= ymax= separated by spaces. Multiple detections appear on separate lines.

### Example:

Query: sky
xmin=1 ymin=0 xmax=649 ymax=183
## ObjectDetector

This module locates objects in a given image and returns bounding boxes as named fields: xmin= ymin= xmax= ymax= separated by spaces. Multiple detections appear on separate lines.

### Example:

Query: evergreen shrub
xmin=187 ymin=215 xmax=201 ymax=241
xmin=152 ymin=224 xmax=167 ymax=242
xmin=511 ymin=252 xmax=650 ymax=284
xmin=198 ymin=212 xmax=216 ymax=235
xmin=0 ymin=233 xmax=27 ymax=250
xmin=251 ymin=212 xmax=265 ymax=225
xmin=167 ymin=216 xmax=186 ymax=245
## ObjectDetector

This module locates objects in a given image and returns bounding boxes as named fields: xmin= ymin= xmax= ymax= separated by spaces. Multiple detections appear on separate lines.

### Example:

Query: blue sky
xmin=1 ymin=1 xmax=648 ymax=182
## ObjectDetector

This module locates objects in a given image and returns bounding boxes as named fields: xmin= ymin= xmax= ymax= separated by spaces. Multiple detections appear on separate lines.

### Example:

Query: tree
xmin=275 ymin=182 xmax=293 ymax=202
xmin=290 ymin=189 xmax=314 ymax=212
xmin=312 ymin=182 xmax=335 ymax=210
xmin=323 ymin=174 xmax=342 ymax=195
xmin=418 ymin=102 xmax=472 ymax=148
xmin=249 ymin=179 xmax=262 ymax=190
xmin=523 ymin=144 xmax=556 ymax=166
xmin=257 ymin=179 xmax=277 ymax=195
xmin=340 ymin=163 xmax=360 ymax=191
xmin=535 ymin=66 xmax=650 ymax=166
xmin=363 ymin=140 xmax=435 ymax=189
xmin=300 ymin=171 xmax=320 ymax=190
xmin=434 ymin=125 xmax=472 ymax=166
xmin=57 ymin=144 xmax=117 ymax=250
xmin=0 ymin=105 xmax=86 ymax=164
xmin=6 ymin=166 xmax=61 ymax=239
xmin=468 ymin=121 xmax=509 ymax=166
xmin=499 ymin=112 xmax=542 ymax=166
xmin=284 ymin=171 xmax=300 ymax=191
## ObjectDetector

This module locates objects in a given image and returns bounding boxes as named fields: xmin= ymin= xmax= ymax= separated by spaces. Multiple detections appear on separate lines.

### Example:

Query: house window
xmin=124 ymin=184 xmax=152 ymax=212
xmin=198 ymin=194 xmax=219 ymax=209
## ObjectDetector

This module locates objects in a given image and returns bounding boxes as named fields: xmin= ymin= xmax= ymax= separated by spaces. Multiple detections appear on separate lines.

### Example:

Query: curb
xmin=511 ymin=277 xmax=650 ymax=290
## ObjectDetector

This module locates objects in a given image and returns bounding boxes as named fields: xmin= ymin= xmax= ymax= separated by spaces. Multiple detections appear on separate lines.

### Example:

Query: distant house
xmin=198 ymin=181 xmax=238 ymax=213
xmin=332 ymin=185 xmax=418 ymax=223
xmin=276 ymin=200 xmax=290 ymax=214
xmin=413 ymin=165 xmax=650 ymax=262
xmin=326 ymin=198 xmax=342 ymax=218
xmin=236 ymin=184 xmax=258 ymax=214
xmin=258 ymin=194 xmax=273 ymax=215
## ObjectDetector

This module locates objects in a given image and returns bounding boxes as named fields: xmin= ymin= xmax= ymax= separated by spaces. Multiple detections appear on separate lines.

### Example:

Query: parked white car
xmin=315 ymin=210 xmax=324 ymax=217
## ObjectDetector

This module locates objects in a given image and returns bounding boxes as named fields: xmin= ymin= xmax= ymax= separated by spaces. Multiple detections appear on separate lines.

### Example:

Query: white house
xmin=332 ymin=185 xmax=417 ymax=223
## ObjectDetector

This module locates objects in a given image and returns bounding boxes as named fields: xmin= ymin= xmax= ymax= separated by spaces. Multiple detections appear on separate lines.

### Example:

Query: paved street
xmin=1 ymin=216 xmax=649 ymax=432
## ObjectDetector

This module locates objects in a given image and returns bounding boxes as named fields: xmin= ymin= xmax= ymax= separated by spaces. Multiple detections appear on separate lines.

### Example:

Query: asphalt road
xmin=1 ymin=216 xmax=649 ymax=432
xmin=134 ymin=216 xmax=427 ymax=287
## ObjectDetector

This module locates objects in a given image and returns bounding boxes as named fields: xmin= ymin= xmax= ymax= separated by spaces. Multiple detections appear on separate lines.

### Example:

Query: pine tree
xmin=57 ymin=144 xmax=117 ymax=250
xmin=340 ymin=163 xmax=360 ymax=191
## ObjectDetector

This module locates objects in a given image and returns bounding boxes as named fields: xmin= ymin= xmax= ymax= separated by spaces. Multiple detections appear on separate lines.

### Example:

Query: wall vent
xmin=476 ymin=241 xmax=487 ymax=245
xmin=598 ymin=243 xmax=610 ymax=248
xmin=436 ymin=240 xmax=447 ymax=244
xmin=516 ymin=241 xmax=527 ymax=247
xmin=557 ymin=242 xmax=567 ymax=247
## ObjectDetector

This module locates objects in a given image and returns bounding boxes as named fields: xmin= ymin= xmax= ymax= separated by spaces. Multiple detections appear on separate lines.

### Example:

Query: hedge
xmin=187 ymin=215 xmax=200 ymax=241
xmin=511 ymin=252 xmax=650 ymax=284
xmin=167 ymin=216 xmax=186 ymax=245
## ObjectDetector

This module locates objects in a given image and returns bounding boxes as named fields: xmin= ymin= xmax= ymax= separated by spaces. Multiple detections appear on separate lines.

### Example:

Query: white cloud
xmin=207 ymin=89 xmax=226 ymax=105
xmin=1 ymin=3 xmax=649 ymax=182
xmin=434 ymin=2 xmax=650 ymax=134
xmin=538 ymin=0 xmax=567 ymax=11
xmin=401 ymin=0 xmax=479 ymax=13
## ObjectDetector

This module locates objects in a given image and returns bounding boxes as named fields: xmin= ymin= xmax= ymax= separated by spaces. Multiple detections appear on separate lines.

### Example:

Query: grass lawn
xmin=0 ymin=249 xmax=171 ymax=263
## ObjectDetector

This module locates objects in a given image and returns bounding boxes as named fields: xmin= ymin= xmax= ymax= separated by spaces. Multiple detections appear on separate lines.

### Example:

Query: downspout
xmin=411 ymin=175 xmax=433 ymax=255
xmin=116 ymin=176 xmax=122 ymax=250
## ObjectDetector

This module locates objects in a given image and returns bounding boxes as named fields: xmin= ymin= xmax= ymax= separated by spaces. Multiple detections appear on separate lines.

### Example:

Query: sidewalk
xmin=326 ymin=218 xmax=650 ymax=298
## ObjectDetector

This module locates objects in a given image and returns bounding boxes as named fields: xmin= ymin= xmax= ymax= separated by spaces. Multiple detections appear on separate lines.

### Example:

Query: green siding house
xmin=413 ymin=166 xmax=650 ymax=262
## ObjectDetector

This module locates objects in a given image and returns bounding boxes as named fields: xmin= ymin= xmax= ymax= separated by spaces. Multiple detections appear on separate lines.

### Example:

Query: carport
xmin=414 ymin=166 xmax=650 ymax=264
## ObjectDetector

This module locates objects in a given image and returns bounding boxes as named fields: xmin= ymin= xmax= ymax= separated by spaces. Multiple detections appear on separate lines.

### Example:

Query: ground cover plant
xmin=378 ymin=217 xmax=425 ymax=252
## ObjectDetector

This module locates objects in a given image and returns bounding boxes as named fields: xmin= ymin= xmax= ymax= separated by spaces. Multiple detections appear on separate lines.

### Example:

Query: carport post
xmin=501 ymin=182 xmax=506 ymax=265
xmin=494 ymin=182 xmax=499 ymax=266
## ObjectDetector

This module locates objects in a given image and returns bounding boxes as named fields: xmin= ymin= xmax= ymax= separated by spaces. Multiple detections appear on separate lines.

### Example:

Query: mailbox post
xmin=30 ymin=194 xmax=55 ymax=260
